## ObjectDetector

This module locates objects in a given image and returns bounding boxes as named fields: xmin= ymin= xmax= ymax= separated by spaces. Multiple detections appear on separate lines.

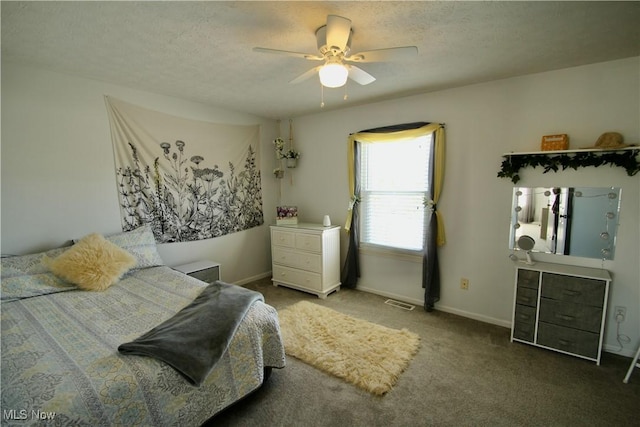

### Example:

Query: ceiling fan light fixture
xmin=319 ymin=62 xmax=348 ymax=88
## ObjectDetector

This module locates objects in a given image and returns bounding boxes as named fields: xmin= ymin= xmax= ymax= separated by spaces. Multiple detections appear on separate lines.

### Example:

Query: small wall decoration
xmin=105 ymin=96 xmax=264 ymax=243
xmin=540 ymin=134 xmax=569 ymax=151
xmin=276 ymin=206 xmax=298 ymax=225
xmin=273 ymin=119 xmax=300 ymax=170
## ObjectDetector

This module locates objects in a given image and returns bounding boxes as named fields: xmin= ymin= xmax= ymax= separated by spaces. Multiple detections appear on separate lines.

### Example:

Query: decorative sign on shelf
xmin=540 ymin=134 xmax=569 ymax=151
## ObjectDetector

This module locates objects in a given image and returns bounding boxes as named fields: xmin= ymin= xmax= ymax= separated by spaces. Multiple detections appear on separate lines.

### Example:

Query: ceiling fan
xmin=253 ymin=15 xmax=418 ymax=89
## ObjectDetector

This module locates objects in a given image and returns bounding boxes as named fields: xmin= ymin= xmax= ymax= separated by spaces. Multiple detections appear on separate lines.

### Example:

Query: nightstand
xmin=173 ymin=260 xmax=221 ymax=284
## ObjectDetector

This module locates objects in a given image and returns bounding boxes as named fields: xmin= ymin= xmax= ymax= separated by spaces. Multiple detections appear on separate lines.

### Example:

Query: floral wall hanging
xmin=105 ymin=96 xmax=263 ymax=243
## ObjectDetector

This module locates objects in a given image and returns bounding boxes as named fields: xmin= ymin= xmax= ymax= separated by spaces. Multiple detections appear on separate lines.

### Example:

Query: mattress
xmin=1 ymin=261 xmax=285 ymax=426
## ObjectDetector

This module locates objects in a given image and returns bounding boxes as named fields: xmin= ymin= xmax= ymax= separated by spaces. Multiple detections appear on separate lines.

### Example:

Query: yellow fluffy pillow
xmin=44 ymin=233 xmax=137 ymax=291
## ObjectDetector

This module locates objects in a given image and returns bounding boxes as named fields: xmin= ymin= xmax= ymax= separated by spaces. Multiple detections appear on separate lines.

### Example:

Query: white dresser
xmin=270 ymin=223 xmax=341 ymax=299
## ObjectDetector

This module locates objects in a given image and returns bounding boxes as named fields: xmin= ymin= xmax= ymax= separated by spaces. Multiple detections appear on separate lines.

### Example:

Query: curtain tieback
xmin=424 ymin=198 xmax=436 ymax=212
xmin=344 ymin=195 xmax=361 ymax=232
xmin=348 ymin=195 xmax=360 ymax=210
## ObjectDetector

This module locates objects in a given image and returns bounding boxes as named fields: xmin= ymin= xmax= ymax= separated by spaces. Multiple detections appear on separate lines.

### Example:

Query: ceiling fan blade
xmin=346 ymin=46 xmax=418 ymax=63
xmin=326 ymin=15 xmax=352 ymax=51
xmin=289 ymin=66 xmax=321 ymax=84
xmin=347 ymin=65 xmax=376 ymax=85
xmin=253 ymin=47 xmax=323 ymax=61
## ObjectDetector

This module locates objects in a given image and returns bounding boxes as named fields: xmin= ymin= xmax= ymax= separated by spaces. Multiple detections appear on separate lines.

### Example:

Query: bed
xmin=0 ymin=225 xmax=286 ymax=426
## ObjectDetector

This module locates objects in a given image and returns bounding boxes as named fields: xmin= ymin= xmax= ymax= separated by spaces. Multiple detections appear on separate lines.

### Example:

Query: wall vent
xmin=384 ymin=299 xmax=415 ymax=311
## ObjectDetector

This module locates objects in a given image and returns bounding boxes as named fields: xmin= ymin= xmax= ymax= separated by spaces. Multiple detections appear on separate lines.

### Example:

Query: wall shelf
xmin=498 ymin=146 xmax=640 ymax=183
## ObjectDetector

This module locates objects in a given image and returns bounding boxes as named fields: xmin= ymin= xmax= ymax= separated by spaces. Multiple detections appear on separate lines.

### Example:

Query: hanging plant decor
xmin=498 ymin=149 xmax=640 ymax=184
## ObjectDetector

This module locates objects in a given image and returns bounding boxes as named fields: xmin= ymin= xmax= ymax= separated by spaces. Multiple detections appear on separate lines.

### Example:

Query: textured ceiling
xmin=2 ymin=1 xmax=639 ymax=120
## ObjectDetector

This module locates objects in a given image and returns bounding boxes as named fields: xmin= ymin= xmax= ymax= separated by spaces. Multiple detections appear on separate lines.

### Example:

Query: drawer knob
xmin=562 ymin=290 xmax=580 ymax=296
xmin=556 ymin=314 xmax=575 ymax=321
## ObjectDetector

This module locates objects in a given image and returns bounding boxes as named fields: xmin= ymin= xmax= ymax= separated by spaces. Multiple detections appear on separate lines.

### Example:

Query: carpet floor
xmin=209 ymin=277 xmax=640 ymax=427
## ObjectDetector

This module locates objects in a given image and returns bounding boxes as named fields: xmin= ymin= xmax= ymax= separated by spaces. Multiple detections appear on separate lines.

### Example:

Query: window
xmin=359 ymin=134 xmax=432 ymax=253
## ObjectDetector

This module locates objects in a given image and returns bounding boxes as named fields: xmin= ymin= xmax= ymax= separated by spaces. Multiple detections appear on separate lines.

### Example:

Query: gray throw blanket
xmin=118 ymin=281 xmax=264 ymax=386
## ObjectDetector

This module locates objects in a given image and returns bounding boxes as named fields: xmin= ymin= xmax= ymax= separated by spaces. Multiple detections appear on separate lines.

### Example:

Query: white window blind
xmin=359 ymin=134 xmax=432 ymax=252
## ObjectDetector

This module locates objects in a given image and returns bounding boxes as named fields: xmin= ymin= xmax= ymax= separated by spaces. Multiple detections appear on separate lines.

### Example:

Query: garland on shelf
xmin=497 ymin=149 xmax=640 ymax=184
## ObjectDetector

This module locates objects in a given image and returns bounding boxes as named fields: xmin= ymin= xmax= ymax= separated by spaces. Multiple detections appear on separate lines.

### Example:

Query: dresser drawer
xmin=514 ymin=304 xmax=537 ymax=325
xmin=295 ymin=233 xmax=322 ymax=252
xmin=541 ymin=274 xmax=606 ymax=307
xmin=538 ymin=298 xmax=603 ymax=333
xmin=513 ymin=304 xmax=537 ymax=342
xmin=272 ymin=247 xmax=322 ymax=273
xmin=537 ymin=322 xmax=599 ymax=359
xmin=273 ymin=265 xmax=322 ymax=291
xmin=272 ymin=229 xmax=296 ymax=248
xmin=517 ymin=269 xmax=540 ymax=289
xmin=516 ymin=286 xmax=538 ymax=307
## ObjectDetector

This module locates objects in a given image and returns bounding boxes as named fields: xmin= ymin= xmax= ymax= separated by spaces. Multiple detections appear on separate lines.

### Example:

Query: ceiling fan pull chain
xmin=320 ymin=84 xmax=325 ymax=108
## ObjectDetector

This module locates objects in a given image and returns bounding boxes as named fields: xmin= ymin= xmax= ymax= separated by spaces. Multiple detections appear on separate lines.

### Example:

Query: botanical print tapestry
xmin=105 ymin=96 xmax=263 ymax=243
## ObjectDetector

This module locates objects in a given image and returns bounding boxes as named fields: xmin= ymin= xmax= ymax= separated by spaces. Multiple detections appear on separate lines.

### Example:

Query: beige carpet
xmin=278 ymin=300 xmax=420 ymax=395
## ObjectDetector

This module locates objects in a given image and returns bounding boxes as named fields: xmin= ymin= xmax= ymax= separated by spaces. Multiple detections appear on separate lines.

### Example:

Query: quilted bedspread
xmin=1 ymin=263 xmax=286 ymax=426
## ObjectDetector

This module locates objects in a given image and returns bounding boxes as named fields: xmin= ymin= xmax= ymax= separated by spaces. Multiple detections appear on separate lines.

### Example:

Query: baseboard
xmin=236 ymin=271 xmax=272 ymax=286
xmin=432 ymin=304 xmax=513 ymax=328
xmin=355 ymin=285 xmax=512 ymax=328
xmin=354 ymin=285 xmax=424 ymax=307
xmin=602 ymin=344 xmax=636 ymax=358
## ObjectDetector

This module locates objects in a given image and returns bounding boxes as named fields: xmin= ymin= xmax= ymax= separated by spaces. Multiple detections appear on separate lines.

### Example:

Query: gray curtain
xmin=341 ymin=141 xmax=360 ymax=288
xmin=423 ymin=135 xmax=439 ymax=311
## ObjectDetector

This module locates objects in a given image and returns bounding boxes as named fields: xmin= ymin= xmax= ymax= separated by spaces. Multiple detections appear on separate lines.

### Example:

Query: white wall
xmin=279 ymin=57 xmax=640 ymax=356
xmin=1 ymin=63 xmax=280 ymax=284
xmin=2 ymin=58 xmax=638 ymax=357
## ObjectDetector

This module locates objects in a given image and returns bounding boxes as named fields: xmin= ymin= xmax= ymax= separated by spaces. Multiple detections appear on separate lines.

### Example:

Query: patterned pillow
xmin=104 ymin=224 xmax=164 ymax=269
xmin=44 ymin=233 xmax=136 ymax=291
xmin=1 ymin=247 xmax=69 ymax=279
xmin=1 ymin=247 xmax=76 ymax=301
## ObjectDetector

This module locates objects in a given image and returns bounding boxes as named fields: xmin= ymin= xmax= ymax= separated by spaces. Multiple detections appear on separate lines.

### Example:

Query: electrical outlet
xmin=614 ymin=306 xmax=626 ymax=323
xmin=460 ymin=278 xmax=469 ymax=290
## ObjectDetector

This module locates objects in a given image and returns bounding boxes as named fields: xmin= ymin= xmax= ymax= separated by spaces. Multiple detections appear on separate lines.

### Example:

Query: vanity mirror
xmin=509 ymin=187 xmax=621 ymax=259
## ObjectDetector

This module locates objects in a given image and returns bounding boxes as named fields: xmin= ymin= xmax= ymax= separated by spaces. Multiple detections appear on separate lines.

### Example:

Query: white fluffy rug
xmin=278 ymin=301 xmax=420 ymax=395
